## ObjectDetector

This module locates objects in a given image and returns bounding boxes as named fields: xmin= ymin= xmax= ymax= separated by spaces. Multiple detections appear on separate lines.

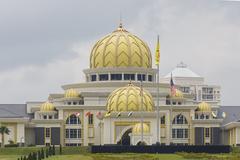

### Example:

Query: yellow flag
xmin=155 ymin=35 xmax=160 ymax=65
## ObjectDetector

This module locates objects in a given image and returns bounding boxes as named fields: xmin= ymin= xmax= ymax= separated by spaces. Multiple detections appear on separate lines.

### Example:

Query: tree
xmin=45 ymin=148 xmax=49 ymax=158
xmin=32 ymin=152 xmax=37 ymax=160
xmin=28 ymin=152 xmax=32 ymax=160
xmin=49 ymin=146 xmax=52 ymax=156
xmin=0 ymin=126 xmax=10 ymax=148
xmin=38 ymin=150 xmax=41 ymax=160
xmin=41 ymin=148 xmax=44 ymax=159
xmin=53 ymin=145 xmax=55 ymax=155
xmin=60 ymin=144 xmax=62 ymax=155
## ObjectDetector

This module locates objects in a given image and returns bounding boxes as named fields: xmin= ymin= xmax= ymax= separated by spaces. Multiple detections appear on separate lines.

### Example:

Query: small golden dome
xmin=90 ymin=24 xmax=152 ymax=69
xmin=132 ymin=123 xmax=150 ymax=135
xmin=64 ymin=88 xmax=79 ymax=98
xmin=170 ymin=89 xmax=184 ymax=99
xmin=106 ymin=83 xmax=154 ymax=112
xmin=40 ymin=102 xmax=55 ymax=112
xmin=197 ymin=102 xmax=211 ymax=112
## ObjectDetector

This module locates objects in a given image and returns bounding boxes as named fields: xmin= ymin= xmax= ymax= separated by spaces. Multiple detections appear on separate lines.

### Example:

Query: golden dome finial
xmin=117 ymin=13 xmax=124 ymax=30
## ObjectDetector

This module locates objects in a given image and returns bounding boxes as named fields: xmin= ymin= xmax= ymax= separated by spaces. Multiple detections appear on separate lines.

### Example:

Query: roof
xmin=219 ymin=106 xmax=240 ymax=125
xmin=0 ymin=104 xmax=29 ymax=118
xmin=164 ymin=62 xmax=201 ymax=78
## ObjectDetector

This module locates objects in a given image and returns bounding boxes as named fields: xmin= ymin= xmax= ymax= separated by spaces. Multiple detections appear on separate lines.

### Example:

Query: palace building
xmin=0 ymin=23 xmax=240 ymax=147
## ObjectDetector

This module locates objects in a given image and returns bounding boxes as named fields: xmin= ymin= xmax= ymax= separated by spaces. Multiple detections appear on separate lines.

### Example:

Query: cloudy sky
xmin=0 ymin=0 xmax=239 ymax=105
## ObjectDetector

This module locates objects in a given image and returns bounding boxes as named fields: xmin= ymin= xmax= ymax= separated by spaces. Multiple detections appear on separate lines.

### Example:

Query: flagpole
xmin=140 ymin=75 xmax=144 ymax=144
xmin=156 ymin=64 xmax=160 ymax=144
xmin=155 ymin=35 xmax=160 ymax=145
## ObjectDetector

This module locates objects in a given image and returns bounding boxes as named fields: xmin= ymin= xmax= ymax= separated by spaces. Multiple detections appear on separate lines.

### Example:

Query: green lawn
xmin=0 ymin=147 xmax=239 ymax=160
xmin=0 ymin=154 xmax=186 ymax=160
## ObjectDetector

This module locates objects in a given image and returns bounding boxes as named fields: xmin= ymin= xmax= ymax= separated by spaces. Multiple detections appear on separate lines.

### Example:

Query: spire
xmin=117 ymin=13 xmax=125 ymax=31
xmin=119 ymin=13 xmax=123 ymax=28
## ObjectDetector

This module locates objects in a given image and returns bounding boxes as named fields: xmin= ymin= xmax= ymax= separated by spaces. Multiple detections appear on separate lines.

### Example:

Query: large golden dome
xmin=132 ymin=123 xmax=150 ymax=135
xmin=40 ymin=102 xmax=55 ymax=112
xmin=106 ymin=83 xmax=154 ymax=112
xmin=197 ymin=102 xmax=211 ymax=112
xmin=90 ymin=24 xmax=152 ymax=69
xmin=64 ymin=88 xmax=79 ymax=98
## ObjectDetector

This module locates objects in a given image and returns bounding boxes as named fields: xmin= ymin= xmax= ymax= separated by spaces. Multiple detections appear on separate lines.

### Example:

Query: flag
xmin=170 ymin=73 xmax=176 ymax=97
xmin=104 ymin=111 xmax=111 ymax=118
xmin=75 ymin=112 xmax=80 ymax=117
xmin=116 ymin=112 xmax=121 ymax=118
xmin=128 ymin=111 xmax=133 ymax=117
xmin=96 ymin=111 xmax=104 ymax=120
xmin=85 ymin=111 xmax=91 ymax=117
xmin=155 ymin=35 xmax=160 ymax=65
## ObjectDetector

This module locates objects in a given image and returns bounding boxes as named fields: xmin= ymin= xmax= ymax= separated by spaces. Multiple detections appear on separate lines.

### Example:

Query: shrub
xmin=41 ymin=148 xmax=44 ymax=159
xmin=4 ymin=144 xmax=18 ymax=147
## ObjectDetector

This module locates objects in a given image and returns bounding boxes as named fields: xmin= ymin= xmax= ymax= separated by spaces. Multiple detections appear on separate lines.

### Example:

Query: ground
xmin=0 ymin=147 xmax=239 ymax=160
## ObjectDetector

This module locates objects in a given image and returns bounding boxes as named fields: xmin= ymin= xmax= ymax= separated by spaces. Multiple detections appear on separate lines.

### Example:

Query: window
xmin=111 ymin=74 xmax=122 ymax=80
xmin=49 ymin=115 xmax=52 ymax=119
xmin=124 ymin=74 xmax=135 ymax=80
xmin=45 ymin=128 xmax=50 ymax=138
xmin=66 ymin=114 xmax=80 ymax=124
xmin=67 ymin=101 xmax=71 ymax=105
xmin=79 ymin=99 xmax=84 ymax=105
xmin=73 ymin=101 xmax=77 ymax=105
xmin=195 ymin=114 xmax=198 ymax=119
xmin=200 ymin=114 xmax=204 ymax=119
xmin=202 ymin=87 xmax=213 ymax=100
xmin=172 ymin=129 xmax=188 ymax=138
xmin=148 ymin=75 xmax=153 ymax=82
xmin=202 ymin=87 xmax=213 ymax=94
xmin=205 ymin=128 xmax=210 ymax=138
xmin=91 ymin=75 xmax=97 ymax=81
xmin=43 ymin=115 xmax=47 ymax=119
xmin=172 ymin=114 xmax=188 ymax=124
xmin=161 ymin=116 xmax=165 ymax=124
xmin=88 ymin=114 xmax=93 ymax=125
xmin=180 ymin=87 xmax=190 ymax=93
xmin=137 ymin=74 xmax=146 ymax=81
xmin=65 ymin=129 xmax=81 ymax=138
xmin=206 ymin=115 xmax=209 ymax=119
xmin=99 ymin=74 xmax=109 ymax=81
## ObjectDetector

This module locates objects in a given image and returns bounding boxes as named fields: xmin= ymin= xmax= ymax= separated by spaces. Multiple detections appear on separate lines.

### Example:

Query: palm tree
xmin=0 ymin=126 xmax=10 ymax=148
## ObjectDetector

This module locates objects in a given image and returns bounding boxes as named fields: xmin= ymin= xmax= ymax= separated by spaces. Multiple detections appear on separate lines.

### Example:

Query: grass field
xmin=0 ymin=153 xmax=187 ymax=160
xmin=0 ymin=147 xmax=239 ymax=160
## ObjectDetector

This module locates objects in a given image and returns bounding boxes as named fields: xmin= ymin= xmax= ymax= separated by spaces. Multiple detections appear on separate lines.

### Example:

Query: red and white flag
xmin=85 ymin=111 xmax=91 ymax=117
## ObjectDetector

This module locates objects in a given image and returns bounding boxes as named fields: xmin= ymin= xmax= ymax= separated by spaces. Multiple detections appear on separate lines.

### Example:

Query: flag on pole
xmin=155 ymin=35 xmax=160 ymax=65
xmin=85 ymin=111 xmax=91 ymax=117
xmin=75 ymin=112 xmax=80 ymax=117
xmin=170 ymin=73 xmax=176 ymax=96
xmin=96 ymin=111 xmax=104 ymax=120
xmin=128 ymin=111 xmax=133 ymax=117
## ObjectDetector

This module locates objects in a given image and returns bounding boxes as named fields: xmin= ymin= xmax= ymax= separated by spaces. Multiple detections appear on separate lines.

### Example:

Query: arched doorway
xmin=117 ymin=128 xmax=132 ymax=145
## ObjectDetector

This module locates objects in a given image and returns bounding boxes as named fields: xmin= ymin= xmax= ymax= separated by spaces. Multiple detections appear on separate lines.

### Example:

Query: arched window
xmin=161 ymin=116 xmax=165 ymax=124
xmin=172 ymin=114 xmax=188 ymax=124
xmin=200 ymin=114 xmax=205 ymax=119
xmin=66 ymin=114 xmax=81 ymax=124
